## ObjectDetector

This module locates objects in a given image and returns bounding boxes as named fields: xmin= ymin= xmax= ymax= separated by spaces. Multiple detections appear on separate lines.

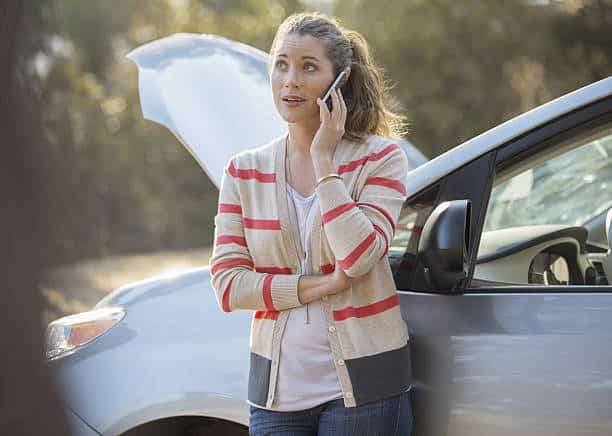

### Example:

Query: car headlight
xmin=45 ymin=307 xmax=125 ymax=360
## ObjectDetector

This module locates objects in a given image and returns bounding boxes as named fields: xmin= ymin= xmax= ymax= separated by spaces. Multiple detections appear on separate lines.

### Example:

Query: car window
xmin=483 ymin=129 xmax=612 ymax=230
xmin=389 ymin=185 xmax=440 ymax=290
xmin=473 ymin=123 xmax=612 ymax=287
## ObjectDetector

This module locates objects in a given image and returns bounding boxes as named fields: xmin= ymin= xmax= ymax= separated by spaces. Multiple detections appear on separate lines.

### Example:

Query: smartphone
xmin=321 ymin=71 xmax=347 ymax=111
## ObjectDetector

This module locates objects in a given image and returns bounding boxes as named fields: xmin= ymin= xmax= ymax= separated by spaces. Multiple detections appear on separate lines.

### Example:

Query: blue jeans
xmin=249 ymin=390 xmax=413 ymax=435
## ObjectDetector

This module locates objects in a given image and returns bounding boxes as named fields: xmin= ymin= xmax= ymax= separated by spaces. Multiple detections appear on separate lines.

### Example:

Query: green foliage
xmin=334 ymin=0 xmax=612 ymax=156
xmin=23 ymin=0 xmax=612 ymax=264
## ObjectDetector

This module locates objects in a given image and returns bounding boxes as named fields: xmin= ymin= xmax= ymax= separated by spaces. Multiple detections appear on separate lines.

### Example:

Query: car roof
xmin=406 ymin=76 xmax=612 ymax=197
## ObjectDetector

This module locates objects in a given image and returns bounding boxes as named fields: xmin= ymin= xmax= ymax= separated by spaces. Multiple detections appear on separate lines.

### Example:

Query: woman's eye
xmin=274 ymin=60 xmax=315 ymax=72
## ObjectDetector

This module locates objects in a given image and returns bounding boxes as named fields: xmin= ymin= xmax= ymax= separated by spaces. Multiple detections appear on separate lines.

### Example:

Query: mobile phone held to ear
xmin=321 ymin=71 xmax=347 ymax=111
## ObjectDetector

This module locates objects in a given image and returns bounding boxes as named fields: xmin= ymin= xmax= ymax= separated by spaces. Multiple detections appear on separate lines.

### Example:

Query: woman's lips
xmin=283 ymin=100 xmax=305 ymax=107
xmin=282 ymin=97 xmax=306 ymax=107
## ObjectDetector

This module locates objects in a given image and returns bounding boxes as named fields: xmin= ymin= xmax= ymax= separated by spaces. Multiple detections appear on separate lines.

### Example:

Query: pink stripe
xmin=322 ymin=202 xmax=356 ymax=224
xmin=321 ymin=263 xmax=335 ymax=273
xmin=228 ymin=160 xmax=275 ymax=182
xmin=262 ymin=274 xmax=275 ymax=311
xmin=397 ymin=224 xmax=423 ymax=233
xmin=356 ymin=202 xmax=395 ymax=231
xmin=218 ymin=203 xmax=242 ymax=214
xmin=337 ymin=144 xmax=401 ymax=175
xmin=221 ymin=276 xmax=235 ymax=312
xmin=243 ymin=217 xmax=281 ymax=230
xmin=338 ymin=231 xmax=377 ymax=270
xmin=337 ymin=156 xmax=369 ymax=175
xmin=255 ymin=266 xmax=293 ymax=274
xmin=333 ymin=294 xmax=400 ymax=321
xmin=254 ymin=310 xmax=279 ymax=320
xmin=216 ymin=235 xmax=247 ymax=247
xmin=210 ymin=258 xmax=254 ymax=275
xmin=364 ymin=177 xmax=407 ymax=195
xmin=373 ymin=224 xmax=388 ymax=259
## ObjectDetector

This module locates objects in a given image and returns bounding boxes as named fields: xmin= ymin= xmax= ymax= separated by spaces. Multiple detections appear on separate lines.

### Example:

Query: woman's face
xmin=270 ymin=33 xmax=335 ymax=125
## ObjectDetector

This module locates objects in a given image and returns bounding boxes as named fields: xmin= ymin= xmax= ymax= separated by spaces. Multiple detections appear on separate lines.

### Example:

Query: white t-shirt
xmin=255 ymin=183 xmax=344 ymax=411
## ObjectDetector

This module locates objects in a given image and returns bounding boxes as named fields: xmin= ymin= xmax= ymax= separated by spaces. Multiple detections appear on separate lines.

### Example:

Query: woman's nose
xmin=284 ymin=68 xmax=301 ymax=88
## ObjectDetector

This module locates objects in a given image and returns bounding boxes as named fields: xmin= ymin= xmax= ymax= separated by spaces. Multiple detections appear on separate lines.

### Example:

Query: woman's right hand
xmin=297 ymin=262 xmax=353 ymax=304
xmin=326 ymin=262 xmax=353 ymax=296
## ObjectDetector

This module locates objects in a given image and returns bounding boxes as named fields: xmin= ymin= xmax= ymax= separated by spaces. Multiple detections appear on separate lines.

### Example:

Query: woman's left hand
xmin=311 ymin=88 xmax=347 ymax=160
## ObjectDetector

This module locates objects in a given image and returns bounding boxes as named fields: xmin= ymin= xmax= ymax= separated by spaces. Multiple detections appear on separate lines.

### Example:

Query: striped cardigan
xmin=209 ymin=133 xmax=413 ymax=408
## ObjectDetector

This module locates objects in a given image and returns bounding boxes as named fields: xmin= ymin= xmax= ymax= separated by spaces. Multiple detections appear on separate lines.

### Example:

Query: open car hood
xmin=127 ymin=33 xmax=427 ymax=189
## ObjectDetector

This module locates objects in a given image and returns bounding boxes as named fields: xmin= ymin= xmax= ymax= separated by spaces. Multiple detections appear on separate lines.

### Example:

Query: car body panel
xmin=65 ymin=407 xmax=102 ymax=436
xmin=126 ymin=33 xmax=282 ymax=189
xmin=401 ymin=290 xmax=612 ymax=435
xmin=51 ymin=268 xmax=252 ymax=434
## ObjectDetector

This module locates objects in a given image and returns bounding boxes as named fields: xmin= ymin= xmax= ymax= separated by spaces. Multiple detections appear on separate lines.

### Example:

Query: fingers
xmin=317 ymin=97 xmax=330 ymax=123
xmin=332 ymin=89 xmax=346 ymax=134
xmin=316 ymin=89 xmax=346 ymax=141
xmin=338 ymin=89 xmax=347 ymax=126
xmin=330 ymin=89 xmax=340 ymax=122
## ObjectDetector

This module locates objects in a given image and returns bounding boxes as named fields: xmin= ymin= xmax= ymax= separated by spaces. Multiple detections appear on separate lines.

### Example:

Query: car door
xmin=391 ymin=96 xmax=612 ymax=436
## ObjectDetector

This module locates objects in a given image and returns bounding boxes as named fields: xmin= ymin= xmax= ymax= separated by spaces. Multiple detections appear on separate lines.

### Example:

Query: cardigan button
xmin=345 ymin=391 xmax=353 ymax=399
xmin=328 ymin=326 xmax=336 ymax=333
xmin=337 ymin=359 xmax=345 ymax=366
xmin=321 ymin=295 xmax=328 ymax=301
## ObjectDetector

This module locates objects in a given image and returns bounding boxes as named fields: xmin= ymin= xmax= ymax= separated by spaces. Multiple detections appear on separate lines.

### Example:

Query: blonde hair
xmin=269 ymin=12 xmax=408 ymax=142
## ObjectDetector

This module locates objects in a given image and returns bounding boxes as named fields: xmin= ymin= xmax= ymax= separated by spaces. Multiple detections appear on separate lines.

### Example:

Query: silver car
xmin=46 ymin=34 xmax=612 ymax=435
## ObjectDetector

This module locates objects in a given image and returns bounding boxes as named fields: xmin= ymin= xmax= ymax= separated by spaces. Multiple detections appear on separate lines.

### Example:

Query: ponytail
xmin=343 ymin=30 xmax=408 ymax=141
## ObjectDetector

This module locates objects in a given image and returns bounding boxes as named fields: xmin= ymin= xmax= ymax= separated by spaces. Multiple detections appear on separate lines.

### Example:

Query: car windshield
xmin=483 ymin=129 xmax=612 ymax=231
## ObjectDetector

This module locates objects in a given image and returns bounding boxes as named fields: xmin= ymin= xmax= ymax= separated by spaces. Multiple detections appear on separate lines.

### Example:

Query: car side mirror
xmin=417 ymin=200 xmax=471 ymax=292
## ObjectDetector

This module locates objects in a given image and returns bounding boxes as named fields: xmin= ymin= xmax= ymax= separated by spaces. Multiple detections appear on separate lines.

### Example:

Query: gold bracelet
xmin=315 ymin=173 xmax=342 ymax=188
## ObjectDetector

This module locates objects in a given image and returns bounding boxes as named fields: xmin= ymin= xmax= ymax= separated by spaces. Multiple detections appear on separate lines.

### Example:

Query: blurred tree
xmin=1 ymin=0 xmax=73 ymax=434
xmin=548 ymin=0 xmax=612 ymax=89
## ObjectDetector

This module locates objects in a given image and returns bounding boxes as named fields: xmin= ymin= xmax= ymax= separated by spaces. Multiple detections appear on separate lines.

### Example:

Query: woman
xmin=210 ymin=12 xmax=413 ymax=435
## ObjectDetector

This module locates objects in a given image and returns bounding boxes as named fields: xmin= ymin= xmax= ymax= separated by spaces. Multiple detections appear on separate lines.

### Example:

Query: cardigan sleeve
xmin=209 ymin=157 xmax=303 ymax=312
xmin=315 ymin=141 xmax=409 ymax=278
